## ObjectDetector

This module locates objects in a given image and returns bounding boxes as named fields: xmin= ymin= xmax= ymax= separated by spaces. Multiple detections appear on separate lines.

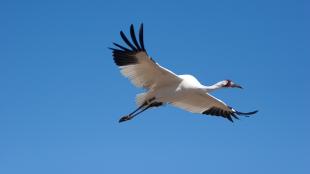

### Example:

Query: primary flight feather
xmin=110 ymin=24 xmax=258 ymax=123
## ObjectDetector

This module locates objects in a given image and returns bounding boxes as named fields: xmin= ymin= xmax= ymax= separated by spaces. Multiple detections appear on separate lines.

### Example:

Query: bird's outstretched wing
xmin=110 ymin=24 xmax=182 ymax=89
xmin=171 ymin=93 xmax=258 ymax=122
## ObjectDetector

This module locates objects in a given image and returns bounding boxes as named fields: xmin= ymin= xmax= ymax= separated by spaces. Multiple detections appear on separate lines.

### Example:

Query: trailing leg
xmin=119 ymin=99 xmax=163 ymax=123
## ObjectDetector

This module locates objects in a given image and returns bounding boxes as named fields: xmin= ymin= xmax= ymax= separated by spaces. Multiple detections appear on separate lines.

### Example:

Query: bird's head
xmin=221 ymin=79 xmax=243 ymax=89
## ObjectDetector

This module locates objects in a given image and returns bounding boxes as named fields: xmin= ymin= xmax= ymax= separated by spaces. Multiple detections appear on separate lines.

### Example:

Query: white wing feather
xmin=111 ymin=24 xmax=181 ymax=90
xmin=171 ymin=92 xmax=233 ymax=114
xmin=119 ymin=52 xmax=181 ymax=89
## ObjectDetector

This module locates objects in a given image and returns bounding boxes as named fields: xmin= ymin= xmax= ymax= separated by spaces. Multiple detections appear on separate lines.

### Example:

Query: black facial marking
xmin=223 ymin=80 xmax=232 ymax=87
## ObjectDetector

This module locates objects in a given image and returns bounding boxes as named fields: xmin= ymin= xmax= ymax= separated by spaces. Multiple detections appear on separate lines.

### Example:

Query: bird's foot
xmin=119 ymin=115 xmax=133 ymax=123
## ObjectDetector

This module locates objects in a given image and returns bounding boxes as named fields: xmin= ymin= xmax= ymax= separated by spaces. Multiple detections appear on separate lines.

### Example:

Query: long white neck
xmin=202 ymin=81 xmax=225 ymax=93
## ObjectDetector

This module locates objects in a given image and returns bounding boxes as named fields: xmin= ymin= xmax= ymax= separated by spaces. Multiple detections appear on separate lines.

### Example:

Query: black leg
xmin=127 ymin=97 xmax=155 ymax=116
xmin=130 ymin=105 xmax=152 ymax=118
xmin=119 ymin=102 xmax=147 ymax=123
xmin=119 ymin=101 xmax=163 ymax=123
xmin=119 ymin=104 xmax=151 ymax=123
xmin=128 ymin=102 xmax=147 ymax=116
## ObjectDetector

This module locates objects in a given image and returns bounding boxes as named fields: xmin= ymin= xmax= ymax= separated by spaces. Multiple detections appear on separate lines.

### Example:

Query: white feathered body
xmin=138 ymin=75 xmax=206 ymax=106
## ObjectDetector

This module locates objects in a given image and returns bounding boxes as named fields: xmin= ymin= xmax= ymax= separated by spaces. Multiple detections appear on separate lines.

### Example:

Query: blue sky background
xmin=1 ymin=0 xmax=309 ymax=173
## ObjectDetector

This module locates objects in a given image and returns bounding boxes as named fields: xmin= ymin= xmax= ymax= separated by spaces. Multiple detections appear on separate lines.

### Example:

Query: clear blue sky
xmin=1 ymin=0 xmax=309 ymax=173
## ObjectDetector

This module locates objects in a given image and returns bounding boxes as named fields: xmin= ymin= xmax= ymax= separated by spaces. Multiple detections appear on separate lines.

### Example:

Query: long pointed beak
xmin=231 ymin=84 xmax=243 ymax=89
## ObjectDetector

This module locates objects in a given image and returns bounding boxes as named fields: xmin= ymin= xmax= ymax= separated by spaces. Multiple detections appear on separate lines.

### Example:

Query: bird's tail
xmin=136 ymin=92 xmax=147 ymax=106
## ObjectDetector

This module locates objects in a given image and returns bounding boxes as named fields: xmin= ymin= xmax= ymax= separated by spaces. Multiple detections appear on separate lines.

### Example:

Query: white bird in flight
xmin=110 ymin=24 xmax=258 ymax=123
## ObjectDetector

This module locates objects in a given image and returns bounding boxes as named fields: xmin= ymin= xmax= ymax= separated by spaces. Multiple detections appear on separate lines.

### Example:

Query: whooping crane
xmin=110 ymin=24 xmax=258 ymax=123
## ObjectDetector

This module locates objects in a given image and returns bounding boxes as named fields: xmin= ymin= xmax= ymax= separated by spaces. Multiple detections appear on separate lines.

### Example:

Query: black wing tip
xmin=130 ymin=24 xmax=142 ymax=50
xmin=202 ymin=107 xmax=235 ymax=122
xmin=113 ymin=56 xmax=138 ymax=66
xmin=139 ymin=23 xmax=144 ymax=30
xmin=114 ymin=24 xmax=146 ymax=52
xmin=130 ymin=23 xmax=143 ymax=29
xmin=226 ymin=116 xmax=234 ymax=122
xmin=202 ymin=107 xmax=258 ymax=122
xmin=138 ymin=23 xmax=146 ymax=51
xmin=231 ymin=113 xmax=239 ymax=120
xmin=112 ymin=42 xmax=132 ymax=52
xmin=119 ymin=30 xmax=137 ymax=51
xmin=119 ymin=30 xmax=125 ymax=37
xmin=130 ymin=24 xmax=134 ymax=32
xmin=110 ymin=23 xmax=147 ymax=65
